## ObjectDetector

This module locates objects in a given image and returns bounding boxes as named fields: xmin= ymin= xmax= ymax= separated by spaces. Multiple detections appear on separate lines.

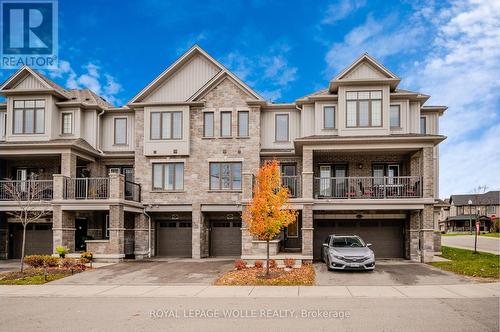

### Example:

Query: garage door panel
xmin=158 ymin=221 xmax=192 ymax=257
xmin=10 ymin=224 xmax=53 ymax=259
xmin=313 ymin=220 xmax=404 ymax=259
xmin=210 ymin=221 xmax=241 ymax=257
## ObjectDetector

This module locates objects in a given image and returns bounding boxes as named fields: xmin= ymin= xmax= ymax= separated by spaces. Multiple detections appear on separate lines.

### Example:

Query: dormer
xmin=329 ymin=53 xmax=400 ymax=93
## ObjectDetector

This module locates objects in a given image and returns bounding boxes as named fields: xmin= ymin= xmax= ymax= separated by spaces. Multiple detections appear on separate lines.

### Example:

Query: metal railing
xmin=281 ymin=175 xmax=301 ymax=198
xmin=64 ymin=177 xmax=109 ymax=200
xmin=125 ymin=181 xmax=141 ymax=202
xmin=0 ymin=180 xmax=53 ymax=201
xmin=313 ymin=176 xmax=422 ymax=199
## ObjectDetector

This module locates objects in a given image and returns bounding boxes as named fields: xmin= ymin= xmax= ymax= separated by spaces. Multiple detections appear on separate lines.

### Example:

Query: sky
xmin=1 ymin=0 xmax=499 ymax=198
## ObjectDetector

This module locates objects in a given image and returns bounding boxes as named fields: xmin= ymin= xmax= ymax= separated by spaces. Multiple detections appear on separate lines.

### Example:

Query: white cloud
xmin=403 ymin=0 xmax=500 ymax=197
xmin=223 ymin=43 xmax=298 ymax=102
xmin=47 ymin=61 xmax=123 ymax=105
xmin=322 ymin=0 xmax=366 ymax=25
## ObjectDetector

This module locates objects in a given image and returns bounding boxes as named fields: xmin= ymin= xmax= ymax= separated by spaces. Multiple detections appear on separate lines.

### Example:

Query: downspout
xmin=143 ymin=208 xmax=152 ymax=258
xmin=96 ymin=108 xmax=105 ymax=154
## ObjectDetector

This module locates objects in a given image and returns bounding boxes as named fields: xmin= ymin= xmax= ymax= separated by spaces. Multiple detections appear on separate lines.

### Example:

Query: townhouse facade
xmin=0 ymin=46 xmax=446 ymax=263
xmin=439 ymin=191 xmax=499 ymax=233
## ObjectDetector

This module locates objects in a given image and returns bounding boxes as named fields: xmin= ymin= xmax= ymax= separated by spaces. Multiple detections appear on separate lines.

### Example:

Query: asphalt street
xmin=0 ymin=296 xmax=498 ymax=331
xmin=441 ymin=235 xmax=500 ymax=254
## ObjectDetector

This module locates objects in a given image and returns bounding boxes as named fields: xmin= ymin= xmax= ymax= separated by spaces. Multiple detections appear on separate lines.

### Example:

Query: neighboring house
xmin=441 ymin=191 xmax=500 ymax=233
xmin=0 ymin=46 xmax=447 ymax=263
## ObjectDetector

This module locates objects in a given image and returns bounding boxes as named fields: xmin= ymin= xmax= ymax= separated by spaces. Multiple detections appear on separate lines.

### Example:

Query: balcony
xmin=281 ymin=175 xmax=301 ymax=198
xmin=63 ymin=177 xmax=109 ymax=199
xmin=313 ymin=176 xmax=422 ymax=199
xmin=0 ymin=180 xmax=53 ymax=201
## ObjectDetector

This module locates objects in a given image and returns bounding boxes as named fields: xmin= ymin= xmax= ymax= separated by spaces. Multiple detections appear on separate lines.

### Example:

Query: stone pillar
xmin=302 ymin=148 xmax=313 ymax=199
xmin=242 ymin=173 xmax=253 ymax=203
xmin=52 ymin=174 xmax=65 ymax=200
xmin=134 ymin=213 xmax=149 ymax=259
xmin=409 ymin=211 xmax=420 ymax=261
xmin=0 ymin=212 xmax=8 ymax=259
xmin=422 ymin=147 xmax=434 ymax=198
xmin=60 ymin=152 xmax=77 ymax=178
xmin=108 ymin=205 xmax=125 ymax=260
xmin=52 ymin=205 xmax=76 ymax=254
xmin=241 ymin=205 xmax=253 ymax=256
xmin=192 ymin=203 xmax=202 ymax=259
xmin=109 ymin=173 xmax=125 ymax=200
xmin=301 ymin=204 xmax=313 ymax=258
xmin=420 ymin=204 xmax=435 ymax=263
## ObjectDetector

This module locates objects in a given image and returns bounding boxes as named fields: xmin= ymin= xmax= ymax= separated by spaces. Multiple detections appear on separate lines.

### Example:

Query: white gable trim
xmin=334 ymin=53 xmax=399 ymax=81
xmin=0 ymin=66 xmax=52 ymax=91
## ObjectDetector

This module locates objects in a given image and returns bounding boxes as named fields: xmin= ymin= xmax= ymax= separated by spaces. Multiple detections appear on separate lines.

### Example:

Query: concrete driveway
xmin=314 ymin=260 xmax=472 ymax=286
xmin=51 ymin=258 xmax=234 ymax=285
xmin=441 ymin=235 xmax=500 ymax=255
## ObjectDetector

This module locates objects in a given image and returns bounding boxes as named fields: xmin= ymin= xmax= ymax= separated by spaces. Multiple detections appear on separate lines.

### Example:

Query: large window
xmin=61 ymin=112 xmax=72 ymax=134
xmin=238 ymin=111 xmax=249 ymax=137
xmin=346 ymin=91 xmax=382 ymax=127
xmin=420 ymin=116 xmax=427 ymax=134
xmin=221 ymin=111 xmax=232 ymax=137
xmin=210 ymin=162 xmax=241 ymax=190
xmin=13 ymin=100 xmax=45 ymax=134
xmin=114 ymin=118 xmax=127 ymax=144
xmin=203 ymin=112 xmax=214 ymax=137
xmin=152 ymin=163 xmax=184 ymax=191
xmin=275 ymin=114 xmax=289 ymax=141
xmin=390 ymin=105 xmax=401 ymax=128
xmin=150 ymin=111 xmax=182 ymax=140
xmin=487 ymin=205 xmax=496 ymax=214
xmin=323 ymin=106 xmax=335 ymax=129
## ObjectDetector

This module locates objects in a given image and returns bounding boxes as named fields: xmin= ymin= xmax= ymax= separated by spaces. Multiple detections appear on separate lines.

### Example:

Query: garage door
xmin=313 ymin=219 xmax=404 ymax=259
xmin=210 ymin=221 xmax=242 ymax=256
xmin=157 ymin=221 xmax=192 ymax=257
xmin=10 ymin=223 xmax=53 ymax=259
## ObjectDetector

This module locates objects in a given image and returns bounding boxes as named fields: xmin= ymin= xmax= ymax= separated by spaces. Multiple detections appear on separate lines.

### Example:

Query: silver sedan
xmin=322 ymin=235 xmax=375 ymax=270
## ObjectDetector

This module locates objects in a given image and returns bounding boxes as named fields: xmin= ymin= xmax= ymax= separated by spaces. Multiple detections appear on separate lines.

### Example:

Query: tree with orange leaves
xmin=243 ymin=160 xmax=298 ymax=276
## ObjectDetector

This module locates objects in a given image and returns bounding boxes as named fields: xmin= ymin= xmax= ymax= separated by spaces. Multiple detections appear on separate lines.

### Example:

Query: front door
xmin=283 ymin=215 xmax=301 ymax=251
xmin=75 ymin=218 xmax=88 ymax=252
xmin=333 ymin=165 xmax=347 ymax=197
xmin=319 ymin=166 xmax=331 ymax=197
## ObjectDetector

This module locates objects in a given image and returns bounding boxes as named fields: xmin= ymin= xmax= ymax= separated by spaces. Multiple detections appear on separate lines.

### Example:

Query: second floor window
xmin=151 ymin=111 xmax=182 ymax=140
xmin=210 ymin=162 xmax=241 ymax=190
xmin=346 ymin=91 xmax=382 ymax=128
xmin=487 ymin=205 xmax=496 ymax=214
xmin=203 ymin=112 xmax=214 ymax=137
xmin=323 ymin=106 xmax=335 ymax=129
xmin=13 ymin=100 xmax=45 ymax=134
xmin=114 ymin=118 xmax=127 ymax=144
xmin=390 ymin=105 xmax=401 ymax=128
xmin=0 ymin=112 xmax=6 ymax=140
xmin=275 ymin=114 xmax=289 ymax=142
xmin=153 ymin=163 xmax=184 ymax=191
xmin=62 ymin=113 xmax=72 ymax=134
xmin=420 ymin=116 xmax=427 ymax=134
xmin=221 ymin=111 xmax=232 ymax=137
xmin=238 ymin=111 xmax=249 ymax=137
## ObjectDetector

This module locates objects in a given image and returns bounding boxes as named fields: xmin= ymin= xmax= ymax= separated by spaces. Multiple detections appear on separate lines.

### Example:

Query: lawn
xmin=215 ymin=264 xmax=315 ymax=286
xmin=0 ymin=269 xmax=75 ymax=285
xmin=431 ymin=246 xmax=499 ymax=279
xmin=480 ymin=233 xmax=500 ymax=238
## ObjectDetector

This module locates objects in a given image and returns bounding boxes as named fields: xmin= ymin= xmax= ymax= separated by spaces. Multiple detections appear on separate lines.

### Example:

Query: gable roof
xmin=0 ymin=66 xmax=70 ymax=98
xmin=329 ymin=53 xmax=401 ymax=92
xmin=128 ymin=45 xmax=263 ymax=104
xmin=450 ymin=191 xmax=500 ymax=206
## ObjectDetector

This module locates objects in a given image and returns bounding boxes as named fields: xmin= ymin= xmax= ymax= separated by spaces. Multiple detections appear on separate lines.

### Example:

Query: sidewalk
xmin=0 ymin=283 xmax=498 ymax=299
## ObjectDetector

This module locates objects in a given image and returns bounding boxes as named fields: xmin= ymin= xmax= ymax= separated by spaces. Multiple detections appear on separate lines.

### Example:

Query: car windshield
xmin=330 ymin=236 xmax=365 ymax=248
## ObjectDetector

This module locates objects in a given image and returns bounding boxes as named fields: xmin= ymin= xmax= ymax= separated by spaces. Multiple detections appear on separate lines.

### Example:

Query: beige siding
xmin=100 ymin=112 xmax=135 ymax=152
xmin=143 ymin=106 xmax=190 ymax=156
xmin=13 ymin=74 xmax=46 ymax=90
xmin=301 ymin=104 xmax=315 ymax=137
xmin=389 ymin=99 xmax=410 ymax=134
xmin=81 ymin=110 xmax=97 ymax=147
xmin=144 ymin=54 xmax=221 ymax=102
xmin=260 ymin=108 xmax=300 ymax=150
xmin=344 ymin=62 xmax=387 ymax=80
xmin=409 ymin=102 xmax=420 ymax=133
xmin=314 ymin=101 xmax=339 ymax=135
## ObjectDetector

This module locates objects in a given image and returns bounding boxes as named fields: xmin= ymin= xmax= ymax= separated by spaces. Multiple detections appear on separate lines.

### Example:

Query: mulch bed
xmin=214 ymin=264 xmax=315 ymax=286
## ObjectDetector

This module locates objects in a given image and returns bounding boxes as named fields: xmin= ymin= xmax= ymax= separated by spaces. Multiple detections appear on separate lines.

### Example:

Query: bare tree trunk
xmin=21 ymin=222 xmax=27 ymax=273
xmin=266 ymin=239 xmax=270 ymax=276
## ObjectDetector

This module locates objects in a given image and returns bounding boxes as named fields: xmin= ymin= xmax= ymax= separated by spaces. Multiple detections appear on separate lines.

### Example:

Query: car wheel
xmin=325 ymin=257 xmax=333 ymax=271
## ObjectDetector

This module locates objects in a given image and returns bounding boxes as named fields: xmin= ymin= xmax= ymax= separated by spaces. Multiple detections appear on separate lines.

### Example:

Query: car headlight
xmin=332 ymin=254 xmax=344 ymax=260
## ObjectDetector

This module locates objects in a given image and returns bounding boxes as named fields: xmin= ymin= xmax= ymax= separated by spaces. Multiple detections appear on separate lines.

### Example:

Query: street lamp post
xmin=474 ymin=208 xmax=480 ymax=254
xmin=468 ymin=199 xmax=473 ymax=234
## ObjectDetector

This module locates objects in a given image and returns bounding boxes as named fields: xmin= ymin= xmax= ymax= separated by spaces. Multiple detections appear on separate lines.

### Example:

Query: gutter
xmin=143 ymin=208 xmax=152 ymax=258
xmin=96 ymin=109 xmax=105 ymax=154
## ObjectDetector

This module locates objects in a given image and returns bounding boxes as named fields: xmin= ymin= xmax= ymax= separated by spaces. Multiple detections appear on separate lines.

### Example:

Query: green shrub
xmin=80 ymin=251 xmax=93 ymax=261
xmin=55 ymin=245 xmax=69 ymax=258
xmin=24 ymin=255 xmax=44 ymax=268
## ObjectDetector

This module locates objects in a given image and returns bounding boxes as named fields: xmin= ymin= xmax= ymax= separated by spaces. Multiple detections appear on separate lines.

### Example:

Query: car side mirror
xmin=366 ymin=243 xmax=372 ymax=247
xmin=322 ymin=243 xmax=329 ymax=248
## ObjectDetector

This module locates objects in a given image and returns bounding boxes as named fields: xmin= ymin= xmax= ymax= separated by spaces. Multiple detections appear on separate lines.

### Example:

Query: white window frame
xmin=150 ymin=111 xmax=183 ymax=140
xmin=275 ymin=113 xmax=289 ymax=142
xmin=12 ymin=99 xmax=45 ymax=134
xmin=346 ymin=90 xmax=382 ymax=128
xmin=390 ymin=104 xmax=401 ymax=128
xmin=220 ymin=111 xmax=232 ymax=137
xmin=61 ymin=112 xmax=73 ymax=134
xmin=152 ymin=162 xmax=184 ymax=191
xmin=237 ymin=110 xmax=249 ymax=137
xmin=323 ymin=106 xmax=335 ymax=129
xmin=114 ymin=117 xmax=128 ymax=145
xmin=209 ymin=162 xmax=242 ymax=191
xmin=203 ymin=111 xmax=214 ymax=137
